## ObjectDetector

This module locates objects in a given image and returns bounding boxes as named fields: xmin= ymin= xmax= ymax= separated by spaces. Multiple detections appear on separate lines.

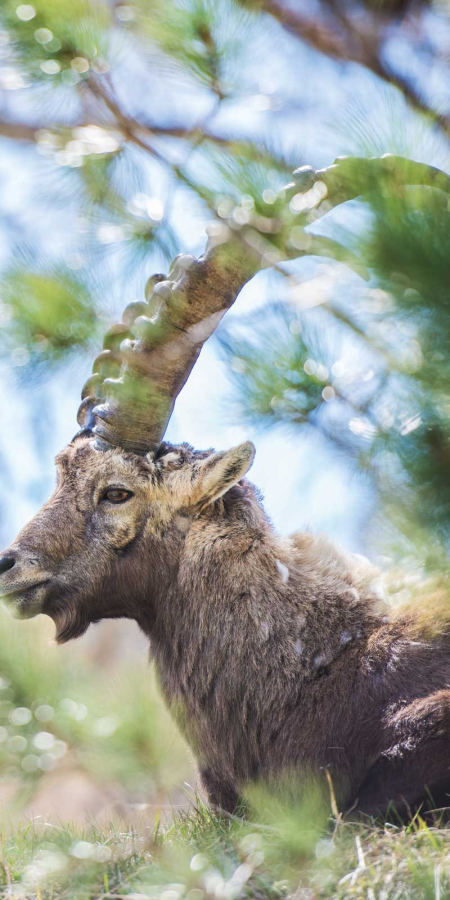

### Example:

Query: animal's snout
xmin=0 ymin=549 xmax=41 ymax=575
xmin=0 ymin=547 xmax=51 ymax=592
xmin=0 ymin=555 xmax=16 ymax=575
xmin=0 ymin=545 xmax=54 ymax=618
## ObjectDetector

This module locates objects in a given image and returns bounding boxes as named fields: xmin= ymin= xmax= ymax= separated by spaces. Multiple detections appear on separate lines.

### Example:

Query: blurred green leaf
xmin=0 ymin=0 xmax=111 ymax=84
xmin=134 ymin=0 xmax=257 ymax=98
xmin=0 ymin=265 xmax=99 ymax=370
xmin=219 ymin=317 xmax=327 ymax=428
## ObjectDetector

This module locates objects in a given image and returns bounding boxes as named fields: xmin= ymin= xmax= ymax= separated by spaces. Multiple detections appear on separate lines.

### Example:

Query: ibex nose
xmin=0 ymin=556 xmax=16 ymax=575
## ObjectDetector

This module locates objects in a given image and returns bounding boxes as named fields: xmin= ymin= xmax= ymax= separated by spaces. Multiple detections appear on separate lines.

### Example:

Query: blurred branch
xmin=83 ymin=82 xmax=379 ymax=278
xmin=246 ymin=0 xmax=450 ymax=136
xmin=86 ymin=76 xmax=234 ymax=152
xmin=0 ymin=120 xmax=40 ymax=142
xmin=255 ymin=0 xmax=376 ymax=63
xmin=0 ymin=112 xmax=247 ymax=151
xmin=0 ymin=101 xmax=266 ymax=157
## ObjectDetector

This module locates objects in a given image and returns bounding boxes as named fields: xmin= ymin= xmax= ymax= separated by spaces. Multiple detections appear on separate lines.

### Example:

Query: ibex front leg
xmin=199 ymin=766 xmax=246 ymax=816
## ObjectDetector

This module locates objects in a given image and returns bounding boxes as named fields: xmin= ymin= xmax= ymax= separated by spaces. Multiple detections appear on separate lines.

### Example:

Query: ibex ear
xmin=194 ymin=441 xmax=255 ymax=508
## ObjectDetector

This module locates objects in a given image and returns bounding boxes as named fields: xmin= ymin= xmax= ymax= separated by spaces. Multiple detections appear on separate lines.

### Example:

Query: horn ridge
xmin=76 ymin=244 xmax=258 ymax=452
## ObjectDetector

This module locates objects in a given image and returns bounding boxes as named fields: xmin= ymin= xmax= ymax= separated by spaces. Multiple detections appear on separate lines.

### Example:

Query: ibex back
xmin=1 ymin=245 xmax=450 ymax=820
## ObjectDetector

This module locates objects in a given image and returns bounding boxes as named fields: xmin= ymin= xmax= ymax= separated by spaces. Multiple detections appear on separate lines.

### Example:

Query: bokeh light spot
xmin=16 ymin=5 xmax=35 ymax=21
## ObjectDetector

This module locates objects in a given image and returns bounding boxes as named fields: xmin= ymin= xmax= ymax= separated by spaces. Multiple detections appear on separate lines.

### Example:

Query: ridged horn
xmin=76 ymin=244 xmax=257 ymax=453
xmin=77 ymin=155 xmax=450 ymax=453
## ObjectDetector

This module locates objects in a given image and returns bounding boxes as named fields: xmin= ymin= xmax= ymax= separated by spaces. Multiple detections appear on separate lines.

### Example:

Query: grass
xmin=3 ymin=611 xmax=450 ymax=898
xmin=2 ymin=803 xmax=450 ymax=899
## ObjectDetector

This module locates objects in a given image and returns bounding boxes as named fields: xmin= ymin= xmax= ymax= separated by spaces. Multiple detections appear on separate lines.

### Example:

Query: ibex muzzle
xmin=0 ymin=498 xmax=69 ymax=619
xmin=0 ymin=550 xmax=52 ymax=618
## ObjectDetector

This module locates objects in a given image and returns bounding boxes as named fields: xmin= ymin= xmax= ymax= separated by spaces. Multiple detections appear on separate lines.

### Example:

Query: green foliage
xmin=220 ymin=314 xmax=328 ymax=428
xmin=134 ymin=0 xmax=257 ymax=98
xmin=0 ymin=265 xmax=99 ymax=370
xmin=219 ymin=160 xmax=450 ymax=567
xmin=0 ymin=0 xmax=110 ymax=84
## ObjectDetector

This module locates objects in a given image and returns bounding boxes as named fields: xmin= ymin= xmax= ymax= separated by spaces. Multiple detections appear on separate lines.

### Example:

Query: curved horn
xmin=77 ymin=243 xmax=257 ymax=453
xmin=77 ymin=155 xmax=450 ymax=453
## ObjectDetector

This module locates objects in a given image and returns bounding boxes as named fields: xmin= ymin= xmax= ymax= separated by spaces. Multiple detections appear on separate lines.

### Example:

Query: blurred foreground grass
xmin=0 ymin=607 xmax=190 ymax=820
xmin=3 ymin=802 xmax=450 ymax=898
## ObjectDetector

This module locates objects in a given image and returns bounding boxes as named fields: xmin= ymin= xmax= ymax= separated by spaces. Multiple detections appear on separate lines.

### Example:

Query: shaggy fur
xmin=1 ymin=437 xmax=450 ymax=819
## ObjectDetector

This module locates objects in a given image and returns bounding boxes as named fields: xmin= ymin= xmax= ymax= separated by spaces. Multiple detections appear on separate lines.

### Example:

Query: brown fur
xmin=1 ymin=437 xmax=450 ymax=819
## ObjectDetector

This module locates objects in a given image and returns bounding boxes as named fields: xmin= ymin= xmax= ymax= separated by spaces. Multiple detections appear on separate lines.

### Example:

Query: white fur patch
xmin=275 ymin=559 xmax=289 ymax=584
xmin=313 ymin=653 xmax=329 ymax=668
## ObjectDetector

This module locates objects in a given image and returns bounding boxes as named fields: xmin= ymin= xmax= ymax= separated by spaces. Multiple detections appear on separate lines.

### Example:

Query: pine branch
xmin=248 ymin=0 xmax=450 ymax=137
xmin=0 ymin=106 xmax=264 ymax=157
xmin=0 ymin=120 xmax=40 ymax=142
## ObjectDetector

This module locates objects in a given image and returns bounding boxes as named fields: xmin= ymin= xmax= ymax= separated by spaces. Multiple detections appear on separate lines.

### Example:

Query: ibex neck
xmin=149 ymin=516 xmax=384 ymax=738
xmin=147 ymin=518 xmax=388 ymax=793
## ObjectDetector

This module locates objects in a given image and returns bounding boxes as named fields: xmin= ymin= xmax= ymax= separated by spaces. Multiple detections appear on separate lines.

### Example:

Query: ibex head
xmin=0 ymin=436 xmax=254 ymax=643
xmin=0 ymin=249 xmax=258 ymax=641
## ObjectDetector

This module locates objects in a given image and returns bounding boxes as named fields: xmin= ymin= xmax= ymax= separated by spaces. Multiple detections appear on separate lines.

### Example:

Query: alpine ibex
xmin=2 ymin=156 xmax=450 ymax=820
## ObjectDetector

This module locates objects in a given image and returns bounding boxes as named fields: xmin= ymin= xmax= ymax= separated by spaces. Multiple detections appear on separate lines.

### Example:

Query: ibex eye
xmin=102 ymin=488 xmax=133 ymax=504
